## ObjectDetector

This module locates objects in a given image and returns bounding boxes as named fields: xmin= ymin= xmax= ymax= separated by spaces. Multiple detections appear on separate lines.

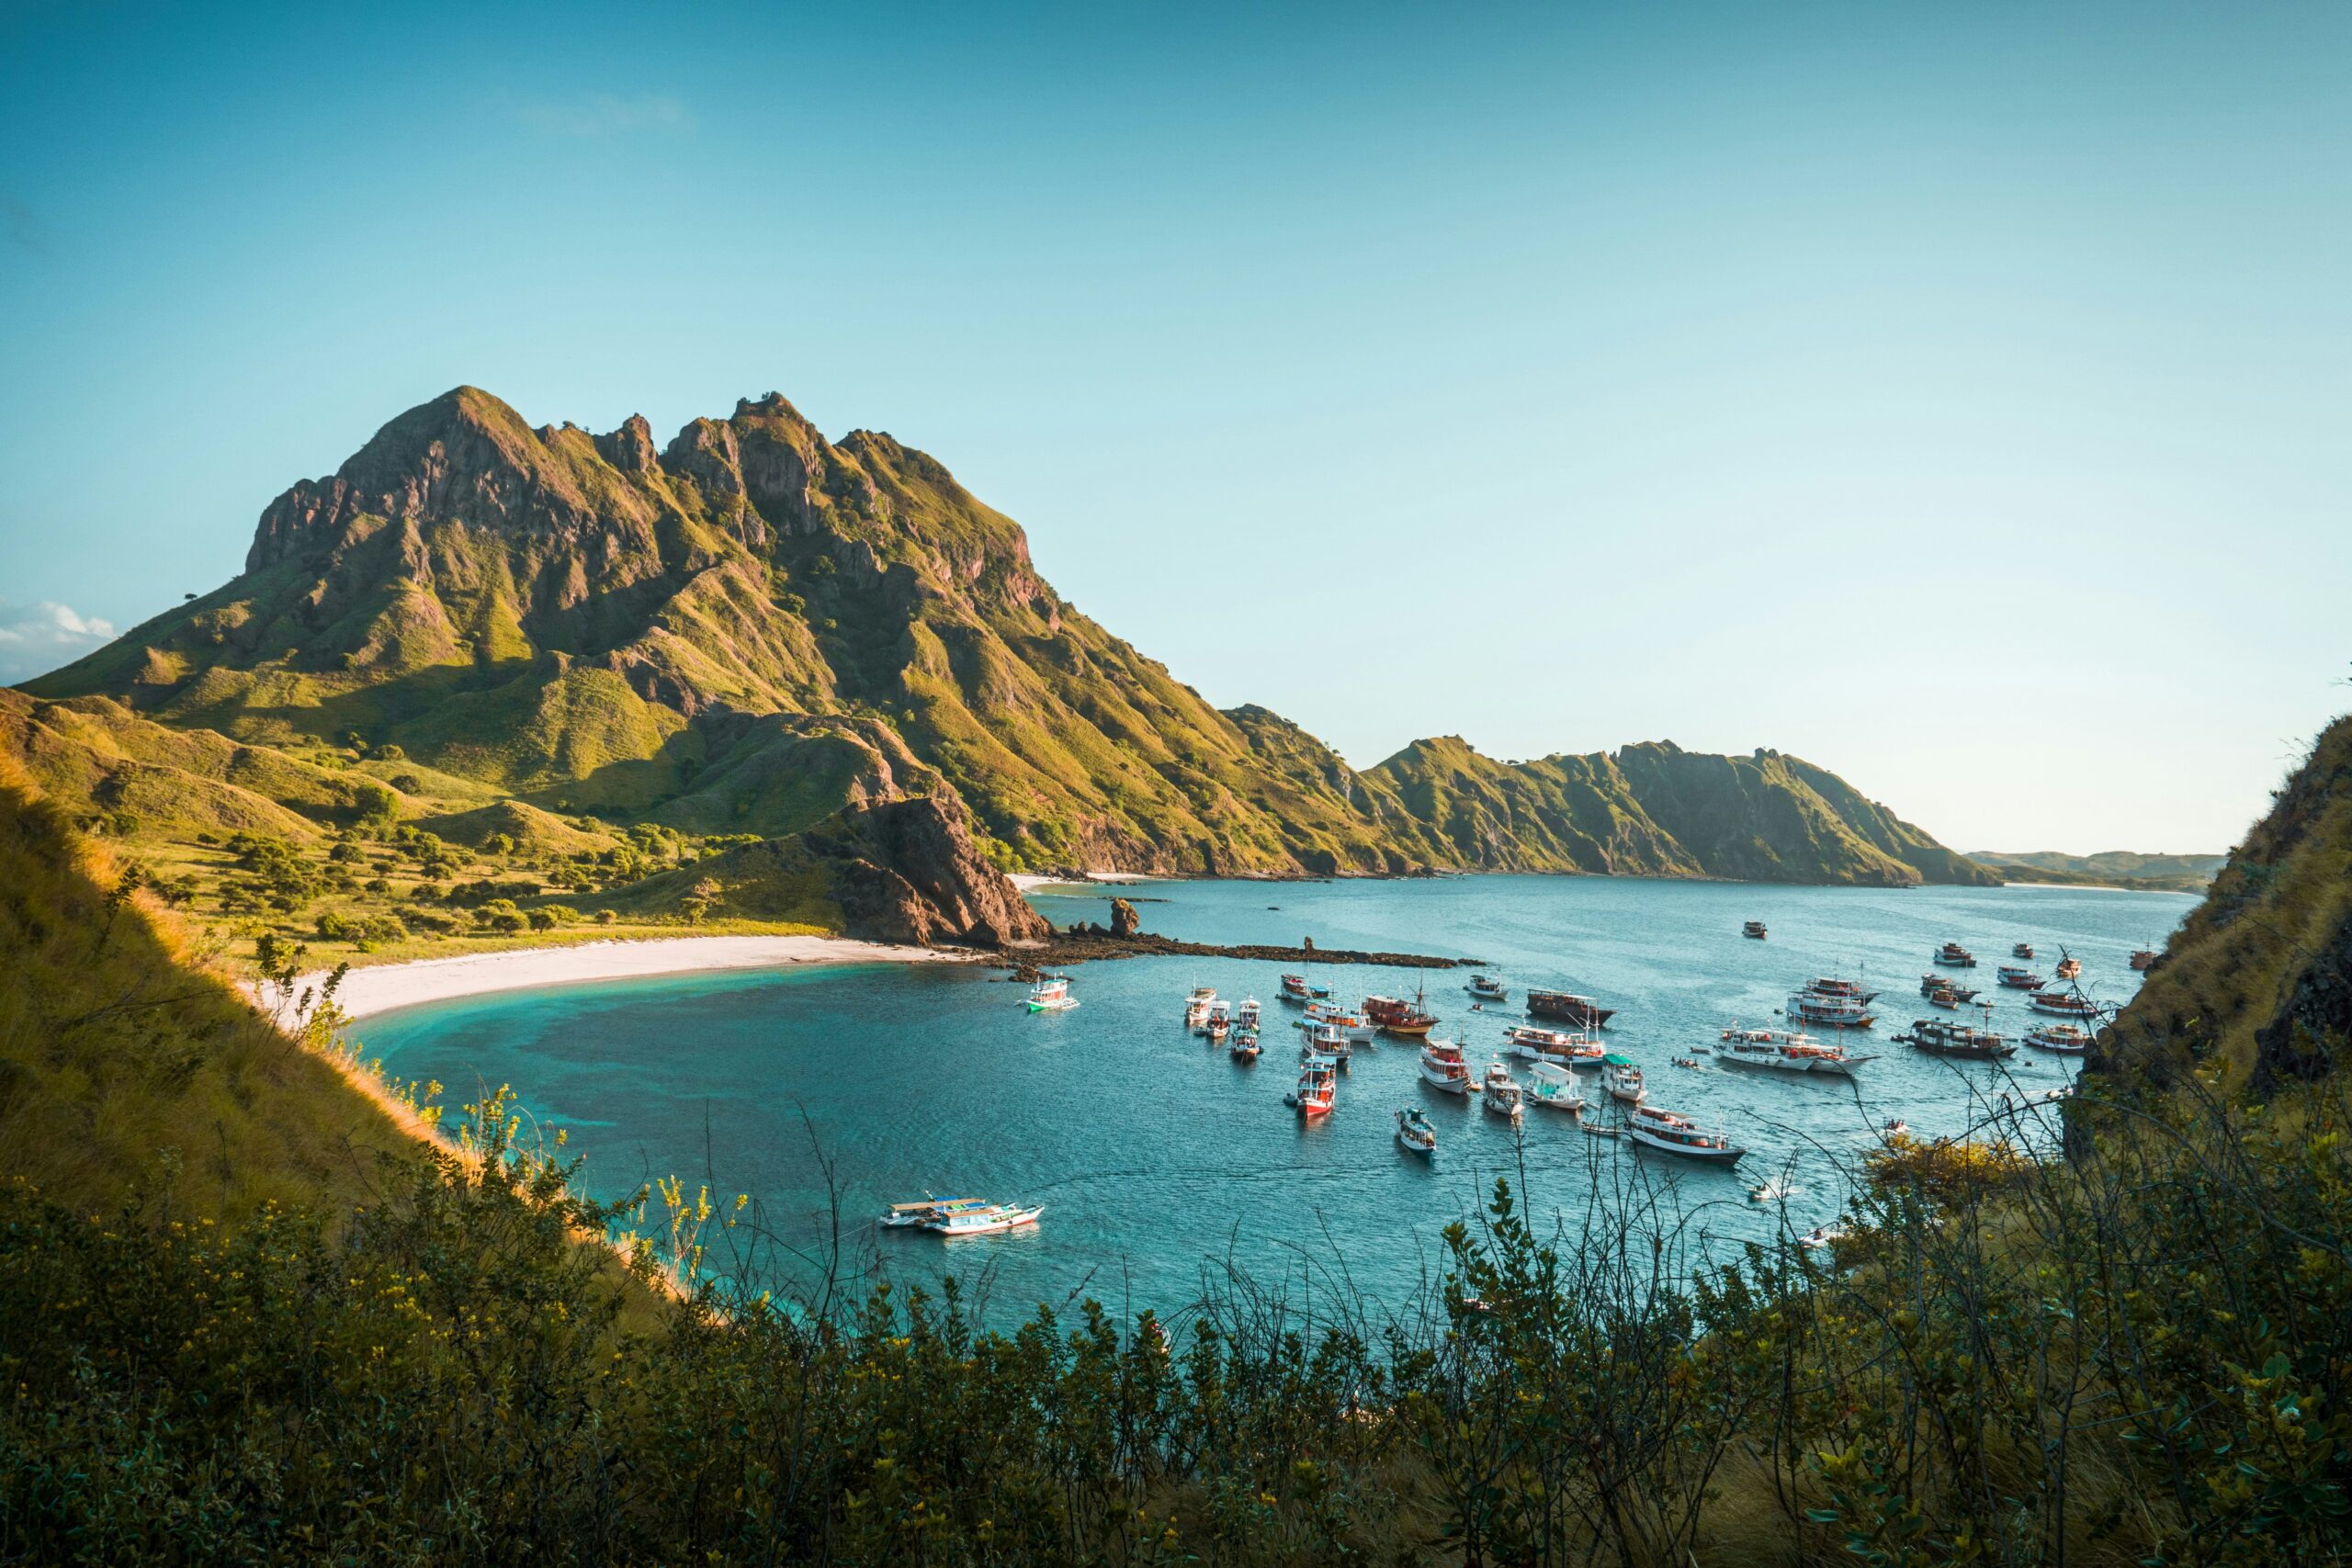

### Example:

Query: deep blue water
xmin=355 ymin=875 xmax=2189 ymax=1321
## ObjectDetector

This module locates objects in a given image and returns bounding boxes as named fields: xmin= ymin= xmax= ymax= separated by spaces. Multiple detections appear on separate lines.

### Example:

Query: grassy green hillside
xmin=1968 ymin=848 xmax=2226 ymax=892
xmin=24 ymin=386 xmax=1988 ymax=888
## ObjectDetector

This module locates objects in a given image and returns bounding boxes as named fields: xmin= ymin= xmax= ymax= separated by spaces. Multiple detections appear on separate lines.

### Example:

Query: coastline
xmin=279 ymin=933 xmax=959 ymax=1022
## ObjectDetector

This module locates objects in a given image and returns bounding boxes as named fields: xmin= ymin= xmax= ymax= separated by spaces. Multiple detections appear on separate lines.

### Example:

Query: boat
xmin=1523 ymin=1060 xmax=1586 ymax=1113
xmin=1582 ymin=1122 xmax=1621 ymax=1138
xmin=1748 ymin=1178 xmax=1798 ymax=1204
xmin=1363 ymin=989 xmax=1438 ymax=1039
xmin=1920 ymin=974 xmax=1979 ymax=1001
xmin=1526 ymin=989 xmax=1615 ymax=1028
xmin=1602 ymin=1054 xmax=1645 ymax=1104
xmin=2130 ymin=949 xmax=2159 ymax=972
xmin=1785 ymin=984 xmax=1874 ymax=1030
xmin=1235 ymin=998 xmax=1262 ymax=1030
xmin=1804 ymin=976 xmax=1880 ymax=1004
xmin=1798 ymin=1224 xmax=1848 ymax=1251
xmin=1626 ymin=1103 xmax=1745 ymax=1164
xmin=2013 ymin=942 xmax=2035 ymax=960
xmin=1996 ymin=966 xmax=2045 ymax=990
xmin=1302 ymin=1002 xmax=1375 ymax=1044
xmin=1895 ymin=1017 xmax=2015 ymax=1059
xmin=1418 ymin=1038 xmax=1473 ymax=1094
xmin=1278 ymin=973 xmax=1313 ymax=1002
xmin=1465 ymin=973 xmax=1509 ymax=1002
xmin=1743 ymin=920 xmax=1768 ymax=940
xmin=1935 ymin=942 xmax=1977 ymax=968
xmin=1500 ymin=1025 xmax=1605 ymax=1066
xmin=2024 ymin=1023 xmax=2092 ymax=1054
xmin=1301 ymin=1021 xmax=1351 ymax=1063
xmin=2053 ymin=956 xmax=2081 ymax=980
xmin=1480 ymin=1062 xmax=1525 ymax=1122
xmin=880 ymin=1195 xmax=988 ymax=1228
xmin=1230 ymin=1027 xmax=1261 ymax=1060
xmin=1185 ymin=986 xmax=1216 ymax=1026
xmin=1027 ymin=975 xmax=1080 ymax=1012
xmin=2030 ymin=990 xmax=2098 ymax=1019
xmin=1207 ymin=1016 xmax=1229 ymax=1043
xmin=1927 ymin=987 xmax=1961 ymax=1010
xmin=1880 ymin=1119 xmax=1909 ymax=1139
xmin=928 ymin=1202 xmax=1045 ymax=1235
xmin=1713 ymin=1026 xmax=1871 ymax=1077
xmin=1396 ymin=1107 xmax=1438 ymax=1155
xmin=1286 ymin=1057 xmax=1338 ymax=1116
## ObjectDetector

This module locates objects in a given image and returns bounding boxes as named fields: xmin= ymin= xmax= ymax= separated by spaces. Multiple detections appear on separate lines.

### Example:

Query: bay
xmin=354 ymin=875 xmax=2190 ymax=1321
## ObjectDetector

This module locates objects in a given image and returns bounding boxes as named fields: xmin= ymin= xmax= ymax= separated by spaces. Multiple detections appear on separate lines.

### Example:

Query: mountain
xmin=24 ymin=386 xmax=1989 ymax=887
xmin=1967 ymin=849 xmax=2225 ymax=893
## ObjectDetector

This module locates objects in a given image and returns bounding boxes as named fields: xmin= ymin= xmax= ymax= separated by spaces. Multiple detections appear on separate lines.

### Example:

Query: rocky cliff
xmin=26 ymin=385 xmax=1990 ymax=887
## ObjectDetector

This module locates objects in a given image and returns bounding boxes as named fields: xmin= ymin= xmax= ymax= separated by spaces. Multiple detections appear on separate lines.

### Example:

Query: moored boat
xmin=1185 ymin=986 xmax=1216 ymax=1026
xmin=1602 ymin=1054 xmax=1645 ymax=1104
xmin=1627 ymin=1103 xmax=1745 ymax=1164
xmin=1363 ymin=990 xmax=1438 ymax=1039
xmin=2013 ymin=942 xmax=2035 ymax=960
xmin=1895 ymin=1018 xmax=2015 ymax=1059
xmin=1235 ymin=998 xmax=1262 ymax=1030
xmin=881 ymin=1195 xmax=988 ymax=1228
xmin=2030 ymin=989 xmax=2098 ymax=1019
xmin=1928 ymin=987 xmax=1961 ymax=1010
xmin=1526 ymin=989 xmax=1615 ymax=1028
xmin=1419 ymin=1038 xmax=1473 ymax=1094
xmin=2024 ymin=1023 xmax=2092 ymax=1054
xmin=1231 ymin=1027 xmax=1261 ymax=1060
xmin=1480 ymin=1062 xmax=1525 ymax=1122
xmin=1501 ymin=1024 xmax=1605 ymax=1066
xmin=1396 ymin=1107 xmax=1438 ymax=1155
xmin=1920 ymin=973 xmax=1980 ymax=1000
xmin=1278 ymin=973 xmax=1313 ymax=1002
xmin=1287 ymin=1057 xmax=1338 ymax=1116
xmin=1028 ymin=975 xmax=1080 ymax=1012
xmin=928 ymin=1202 xmax=1045 ymax=1235
xmin=1465 ymin=973 xmax=1508 ymax=1002
xmin=1786 ymin=981 xmax=1874 ymax=1030
xmin=1300 ymin=1022 xmax=1351 ymax=1065
xmin=1743 ymin=919 xmax=1769 ymax=940
xmin=1997 ymin=965 xmax=2044 ymax=990
xmin=2130 ymin=949 xmax=2159 ymax=972
xmin=1935 ymin=942 xmax=1977 ymax=968
xmin=1523 ymin=1060 xmax=1586 ymax=1113
xmin=2053 ymin=956 xmax=2081 ymax=980
xmin=1303 ymin=1001 xmax=1375 ymax=1043
xmin=1713 ymin=1025 xmax=1871 ymax=1077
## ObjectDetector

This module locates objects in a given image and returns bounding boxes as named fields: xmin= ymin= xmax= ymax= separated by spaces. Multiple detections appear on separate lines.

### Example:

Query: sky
xmin=1 ymin=1 xmax=2346 ymax=854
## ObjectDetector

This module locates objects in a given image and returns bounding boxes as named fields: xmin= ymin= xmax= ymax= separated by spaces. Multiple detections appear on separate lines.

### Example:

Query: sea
xmin=354 ymin=875 xmax=2191 ymax=1325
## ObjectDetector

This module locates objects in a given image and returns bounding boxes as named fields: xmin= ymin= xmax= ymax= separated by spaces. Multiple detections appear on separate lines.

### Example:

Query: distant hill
xmin=1968 ymin=849 xmax=2225 ymax=893
xmin=23 ymin=385 xmax=1989 ymax=888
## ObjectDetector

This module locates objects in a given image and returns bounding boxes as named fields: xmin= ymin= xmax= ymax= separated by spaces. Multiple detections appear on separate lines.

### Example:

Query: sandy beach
xmin=271 ymin=934 xmax=957 ymax=1022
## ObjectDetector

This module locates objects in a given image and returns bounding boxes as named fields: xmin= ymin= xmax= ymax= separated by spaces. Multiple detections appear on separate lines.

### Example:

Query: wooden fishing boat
xmin=1627 ymin=1103 xmax=1745 ymax=1164
xmin=1526 ymin=989 xmax=1615 ymax=1028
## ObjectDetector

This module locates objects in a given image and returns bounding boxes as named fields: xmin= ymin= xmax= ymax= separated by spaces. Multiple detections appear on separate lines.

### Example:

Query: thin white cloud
xmin=510 ymin=92 xmax=695 ymax=139
xmin=0 ymin=600 xmax=116 ymax=683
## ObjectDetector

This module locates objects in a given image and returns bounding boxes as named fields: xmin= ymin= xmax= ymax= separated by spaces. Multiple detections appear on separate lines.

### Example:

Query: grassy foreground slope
xmin=25 ymin=385 xmax=1990 ymax=886
xmin=0 ymin=715 xmax=2346 ymax=1562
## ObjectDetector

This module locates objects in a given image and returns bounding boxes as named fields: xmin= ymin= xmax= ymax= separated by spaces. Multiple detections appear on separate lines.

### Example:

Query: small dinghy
xmin=1395 ymin=1107 xmax=1438 ymax=1155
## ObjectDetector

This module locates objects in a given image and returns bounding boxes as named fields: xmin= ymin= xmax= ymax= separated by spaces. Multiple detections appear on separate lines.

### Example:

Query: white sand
xmin=268 ymin=934 xmax=958 ymax=1021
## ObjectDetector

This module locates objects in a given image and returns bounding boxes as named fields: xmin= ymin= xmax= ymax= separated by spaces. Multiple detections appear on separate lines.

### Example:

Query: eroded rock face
xmin=1109 ymin=897 xmax=1141 ymax=938
xmin=2254 ymin=906 xmax=2352 ymax=1091
xmin=821 ymin=794 xmax=1050 ymax=948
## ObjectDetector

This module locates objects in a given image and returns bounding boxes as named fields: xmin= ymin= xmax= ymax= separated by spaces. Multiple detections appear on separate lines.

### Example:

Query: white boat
xmin=1480 ymin=1062 xmax=1525 ymax=1122
xmin=1396 ymin=1107 xmax=1438 ymax=1155
xmin=1798 ymin=1224 xmax=1848 ymax=1251
xmin=1184 ymin=986 xmax=1216 ymax=1026
xmin=880 ymin=1195 xmax=987 ymax=1228
xmin=928 ymin=1202 xmax=1044 ymax=1235
xmin=1522 ymin=1060 xmax=1586 ymax=1114
xmin=1501 ymin=1025 xmax=1605 ymax=1066
xmin=2023 ymin=1023 xmax=2092 ymax=1054
xmin=1301 ymin=1021 xmax=1351 ymax=1063
xmin=1027 ymin=975 xmax=1080 ymax=1012
xmin=1626 ymin=1103 xmax=1745 ymax=1164
xmin=1302 ymin=1002 xmax=1375 ymax=1044
xmin=1235 ymin=998 xmax=1262 ymax=1030
xmin=1997 ymin=965 xmax=2044 ymax=990
xmin=1785 ymin=983 xmax=1875 ymax=1030
xmin=1602 ymin=1055 xmax=1645 ymax=1105
xmin=1713 ymin=1025 xmax=1871 ymax=1077
xmin=1419 ymin=1038 xmax=1473 ymax=1095
xmin=1464 ymin=973 xmax=1508 ymax=1002
xmin=1747 ymin=1179 xmax=1798 ymax=1204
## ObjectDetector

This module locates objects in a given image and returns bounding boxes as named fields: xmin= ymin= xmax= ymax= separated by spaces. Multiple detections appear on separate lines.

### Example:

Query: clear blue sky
xmin=2 ymin=1 xmax=2345 ymax=853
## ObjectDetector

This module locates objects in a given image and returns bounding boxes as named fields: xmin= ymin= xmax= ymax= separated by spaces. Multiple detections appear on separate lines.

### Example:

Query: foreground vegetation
xmin=3 ymin=723 xmax=2348 ymax=1562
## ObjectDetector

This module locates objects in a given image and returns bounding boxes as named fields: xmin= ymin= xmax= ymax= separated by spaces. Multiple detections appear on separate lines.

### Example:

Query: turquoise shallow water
xmin=355 ymin=875 xmax=2190 ymax=1321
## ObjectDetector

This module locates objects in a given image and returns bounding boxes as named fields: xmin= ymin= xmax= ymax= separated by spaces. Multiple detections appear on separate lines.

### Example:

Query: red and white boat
xmin=1714 ymin=1025 xmax=1871 ymax=1077
xmin=1303 ymin=1001 xmax=1375 ymax=1044
xmin=1418 ymin=1038 xmax=1473 ymax=1095
xmin=2030 ymin=990 xmax=2098 ymax=1019
xmin=2024 ymin=1023 xmax=2092 ymax=1054
xmin=2130 ymin=950 xmax=2159 ymax=972
xmin=1997 ymin=966 xmax=2044 ymax=990
xmin=1279 ymin=973 xmax=1314 ymax=1002
xmin=1287 ymin=1057 xmax=1338 ymax=1116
